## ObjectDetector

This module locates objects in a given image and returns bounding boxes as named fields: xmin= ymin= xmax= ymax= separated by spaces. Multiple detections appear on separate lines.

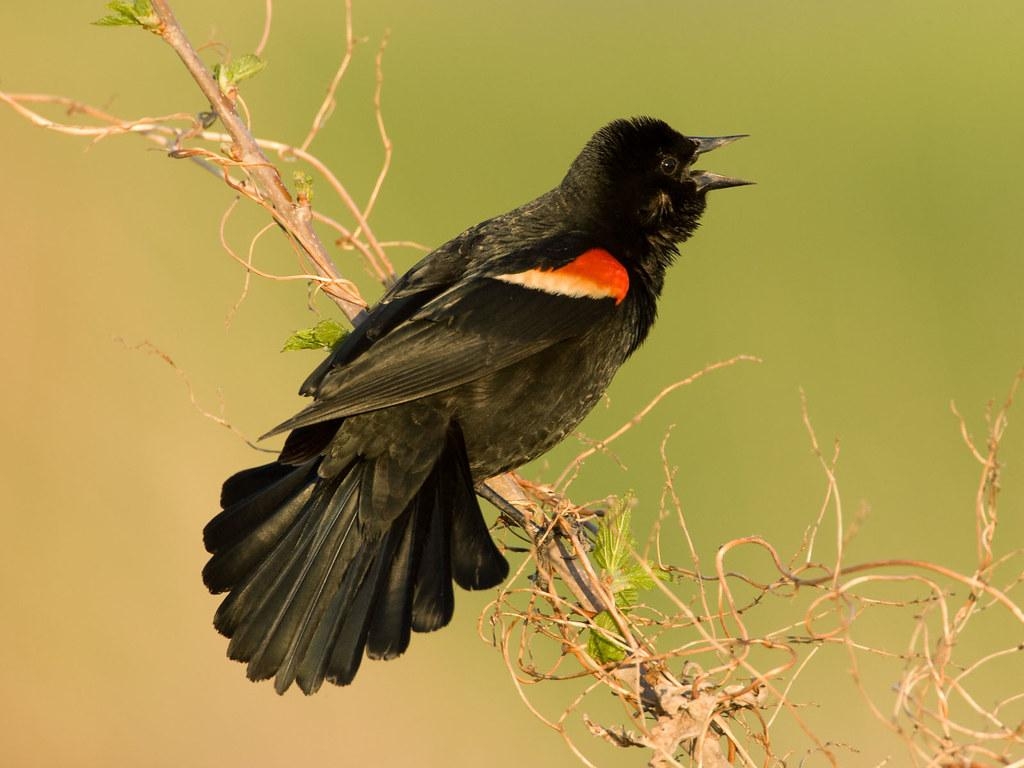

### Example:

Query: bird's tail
xmin=202 ymin=423 xmax=509 ymax=694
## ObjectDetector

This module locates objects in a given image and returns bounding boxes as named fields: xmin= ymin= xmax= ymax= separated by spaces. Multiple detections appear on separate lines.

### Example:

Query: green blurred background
xmin=2 ymin=1 xmax=1022 ymax=766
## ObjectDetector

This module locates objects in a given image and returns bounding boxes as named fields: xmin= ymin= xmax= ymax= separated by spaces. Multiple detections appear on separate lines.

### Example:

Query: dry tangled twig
xmin=484 ymin=371 xmax=1024 ymax=767
xmin=0 ymin=0 xmax=399 ymax=321
xmin=115 ymin=337 xmax=274 ymax=453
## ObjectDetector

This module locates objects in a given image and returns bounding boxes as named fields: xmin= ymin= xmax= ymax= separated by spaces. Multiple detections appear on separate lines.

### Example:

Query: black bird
xmin=202 ymin=117 xmax=749 ymax=693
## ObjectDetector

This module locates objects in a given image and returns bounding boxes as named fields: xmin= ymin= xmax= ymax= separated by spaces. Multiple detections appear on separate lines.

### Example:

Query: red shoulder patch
xmin=495 ymin=248 xmax=629 ymax=305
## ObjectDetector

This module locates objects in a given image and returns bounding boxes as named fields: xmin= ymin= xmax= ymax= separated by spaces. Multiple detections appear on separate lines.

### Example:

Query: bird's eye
xmin=659 ymin=156 xmax=679 ymax=175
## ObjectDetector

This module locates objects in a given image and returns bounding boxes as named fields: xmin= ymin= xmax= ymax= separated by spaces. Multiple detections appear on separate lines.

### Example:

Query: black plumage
xmin=202 ymin=117 xmax=749 ymax=693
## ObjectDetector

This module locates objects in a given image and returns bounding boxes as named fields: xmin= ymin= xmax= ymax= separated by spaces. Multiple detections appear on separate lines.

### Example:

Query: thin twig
xmin=116 ymin=338 xmax=274 ymax=453
xmin=300 ymin=0 xmax=356 ymax=152
xmin=556 ymin=354 xmax=762 ymax=489
xmin=254 ymin=0 xmax=273 ymax=57
xmin=149 ymin=0 xmax=366 ymax=321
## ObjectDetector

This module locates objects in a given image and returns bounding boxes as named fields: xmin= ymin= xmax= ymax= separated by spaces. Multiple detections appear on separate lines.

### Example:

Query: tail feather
xmin=241 ymin=470 xmax=364 ymax=685
xmin=365 ymin=502 xmax=421 ymax=660
xmin=410 ymin=476 xmax=455 ymax=633
xmin=443 ymin=427 xmax=510 ymax=590
xmin=315 ymin=554 xmax=381 ymax=689
xmin=203 ymin=476 xmax=317 ymax=595
xmin=313 ymin=513 xmax=410 ymax=688
xmin=204 ymin=419 xmax=510 ymax=693
xmin=212 ymin=482 xmax=325 ymax=639
xmin=277 ymin=420 xmax=339 ymax=465
xmin=206 ymin=460 xmax=317 ymax=558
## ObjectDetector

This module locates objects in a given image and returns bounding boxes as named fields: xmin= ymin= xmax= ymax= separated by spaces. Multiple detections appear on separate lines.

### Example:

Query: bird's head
xmin=562 ymin=117 xmax=751 ymax=255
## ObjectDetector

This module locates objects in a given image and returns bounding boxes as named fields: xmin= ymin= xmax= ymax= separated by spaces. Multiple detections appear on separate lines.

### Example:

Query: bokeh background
xmin=2 ymin=1 xmax=1022 ymax=766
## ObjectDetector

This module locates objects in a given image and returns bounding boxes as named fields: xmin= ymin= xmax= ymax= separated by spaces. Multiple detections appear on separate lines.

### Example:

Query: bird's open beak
xmin=693 ymin=135 xmax=746 ymax=156
xmin=689 ymin=135 xmax=753 ymax=193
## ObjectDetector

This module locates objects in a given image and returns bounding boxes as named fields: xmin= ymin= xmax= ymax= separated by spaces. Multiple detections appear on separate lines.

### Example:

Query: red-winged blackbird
xmin=203 ymin=117 xmax=749 ymax=694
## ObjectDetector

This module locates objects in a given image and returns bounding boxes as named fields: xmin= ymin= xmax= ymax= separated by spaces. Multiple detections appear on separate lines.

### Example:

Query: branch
xmin=149 ymin=0 xmax=367 ymax=322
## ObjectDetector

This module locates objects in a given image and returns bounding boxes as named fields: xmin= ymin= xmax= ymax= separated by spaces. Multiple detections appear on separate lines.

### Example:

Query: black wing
xmin=265 ymin=254 xmax=619 ymax=437
xmin=297 ymin=234 xmax=476 ymax=397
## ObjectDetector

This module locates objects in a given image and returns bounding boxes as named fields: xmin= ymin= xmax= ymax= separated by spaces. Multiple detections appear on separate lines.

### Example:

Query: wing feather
xmin=264 ymin=276 xmax=616 ymax=437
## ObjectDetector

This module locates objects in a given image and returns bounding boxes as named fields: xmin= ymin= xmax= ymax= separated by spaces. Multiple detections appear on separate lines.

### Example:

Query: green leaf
xmin=229 ymin=54 xmax=267 ymax=84
xmin=93 ymin=0 xmax=157 ymax=29
xmin=212 ymin=62 xmax=231 ymax=95
xmin=293 ymin=171 xmax=315 ymax=203
xmin=587 ymin=611 xmax=627 ymax=664
xmin=215 ymin=53 xmax=267 ymax=93
xmin=93 ymin=13 xmax=137 ymax=26
xmin=282 ymin=319 xmax=347 ymax=352
xmin=593 ymin=496 xmax=636 ymax=573
xmin=592 ymin=497 xmax=656 ymax=610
